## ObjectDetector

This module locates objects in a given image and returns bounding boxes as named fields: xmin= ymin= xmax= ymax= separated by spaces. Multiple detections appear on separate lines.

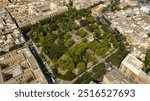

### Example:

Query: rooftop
xmin=0 ymin=28 xmax=25 ymax=51
xmin=107 ymin=7 xmax=150 ymax=49
xmin=7 ymin=0 xmax=68 ymax=28
xmin=103 ymin=68 xmax=134 ymax=84
xmin=73 ymin=0 xmax=102 ymax=10
xmin=91 ymin=3 xmax=109 ymax=15
xmin=0 ymin=46 xmax=47 ymax=84
xmin=0 ymin=8 xmax=17 ymax=34
xmin=121 ymin=54 xmax=144 ymax=75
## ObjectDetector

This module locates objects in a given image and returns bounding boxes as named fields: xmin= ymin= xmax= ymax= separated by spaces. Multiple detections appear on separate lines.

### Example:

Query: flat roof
xmin=121 ymin=54 xmax=144 ymax=75
xmin=105 ymin=68 xmax=133 ymax=84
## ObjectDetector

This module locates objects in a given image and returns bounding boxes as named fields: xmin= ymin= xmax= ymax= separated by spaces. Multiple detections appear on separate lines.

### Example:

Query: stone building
xmin=120 ymin=54 xmax=150 ymax=84
xmin=0 ymin=46 xmax=47 ymax=84
xmin=103 ymin=54 xmax=150 ymax=84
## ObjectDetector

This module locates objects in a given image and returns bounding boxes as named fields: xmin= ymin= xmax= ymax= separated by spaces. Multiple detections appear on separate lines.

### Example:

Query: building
xmin=91 ymin=3 xmax=109 ymax=16
xmin=120 ymin=54 xmax=144 ymax=83
xmin=107 ymin=8 xmax=150 ymax=50
xmin=0 ymin=46 xmax=47 ymax=84
xmin=141 ymin=6 xmax=150 ymax=14
xmin=0 ymin=28 xmax=25 ymax=51
xmin=0 ymin=8 xmax=25 ymax=52
xmin=124 ymin=0 xmax=138 ymax=6
xmin=7 ymin=1 xmax=68 ymax=28
xmin=0 ymin=0 xmax=8 ymax=1
xmin=103 ymin=54 xmax=150 ymax=84
xmin=0 ymin=8 xmax=17 ymax=34
xmin=103 ymin=68 xmax=134 ymax=84
xmin=73 ymin=0 xmax=101 ymax=10
xmin=120 ymin=54 xmax=150 ymax=84
xmin=0 ymin=0 xmax=10 ymax=8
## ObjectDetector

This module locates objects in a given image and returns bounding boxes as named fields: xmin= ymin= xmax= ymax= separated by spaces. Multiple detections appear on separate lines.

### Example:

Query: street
xmin=27 ymin=41 xmax=54 ymax=84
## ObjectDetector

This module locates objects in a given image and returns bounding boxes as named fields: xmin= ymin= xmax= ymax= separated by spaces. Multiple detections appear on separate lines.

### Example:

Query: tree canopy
xmin=76 ymin=29 xmax=88 ymax=38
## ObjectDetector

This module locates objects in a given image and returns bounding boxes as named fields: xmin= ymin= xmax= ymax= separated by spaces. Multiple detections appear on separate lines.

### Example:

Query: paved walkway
xmin=70 ymin=49 xmax=118 ymax=84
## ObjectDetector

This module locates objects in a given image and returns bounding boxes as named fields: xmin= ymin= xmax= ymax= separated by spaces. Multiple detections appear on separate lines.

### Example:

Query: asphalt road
xmin=27 ymin=42 xmax=53 ymax=84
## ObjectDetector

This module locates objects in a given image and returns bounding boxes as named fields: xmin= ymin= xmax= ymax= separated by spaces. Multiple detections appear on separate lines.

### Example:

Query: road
xmin=26 ymin=41 xmax=54 ymax=84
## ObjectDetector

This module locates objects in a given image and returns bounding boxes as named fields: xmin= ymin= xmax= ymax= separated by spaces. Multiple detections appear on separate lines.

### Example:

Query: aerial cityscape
xmin=0 ymin=0 xmax=150 ymax=84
